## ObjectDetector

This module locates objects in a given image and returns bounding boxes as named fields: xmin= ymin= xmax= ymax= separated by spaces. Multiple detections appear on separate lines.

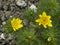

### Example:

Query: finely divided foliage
xmin=2 ymin=0 xmax=60 ymax=45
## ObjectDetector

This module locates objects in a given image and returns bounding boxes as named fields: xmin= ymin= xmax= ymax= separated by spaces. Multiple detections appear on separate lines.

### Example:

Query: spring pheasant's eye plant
xmin=36 ymin=12 xmax=52 ymax=28
xmin=2 ymin=0 xmax=60 ymax=45
xmin=11 ymin=18 xmax=23 ymax=31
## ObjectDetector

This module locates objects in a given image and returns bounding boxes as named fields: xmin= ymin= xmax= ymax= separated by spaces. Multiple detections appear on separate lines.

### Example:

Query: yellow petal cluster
xmin=47 ymin=37 xmax=51 ymax=42
xmin=11 ymin=18 xmax=23 ymax=31
xmin=36 ymin=12 xmax=52 ymax=28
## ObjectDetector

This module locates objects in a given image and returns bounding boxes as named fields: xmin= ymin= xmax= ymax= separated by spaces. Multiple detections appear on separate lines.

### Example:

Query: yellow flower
xmin=36 ymin=12 xmax=52 ymax=28
xmin=11 ymin=18 xmax=23 ymax=31
xmin=47 ymin=37 xmax=51 ymax=42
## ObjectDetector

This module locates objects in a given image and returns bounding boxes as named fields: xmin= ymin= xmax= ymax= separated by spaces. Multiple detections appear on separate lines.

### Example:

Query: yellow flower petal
xmin=39 ymin=23 xmax=41 ymax=25
xmin=47 ymin=37 xmax=51 ymax=42
xmin=43 ymin=25 xmax=47 ymax=28
xmin=48 ymin=23 xmax=52 ymax=27
xmin=47 ymin=16 xmax=51 ymax=19
xmin=35 ymin=19 xmax=40 ymax=22
xmin=19 ymin=24 xmax=23 ymax=28
xmin=39 ymin=15 xmax=42 ymax=17
xmin=42 ymin=12 xmax=47 ymax=16
xmin=35 ymin=11 xmax=52 ymax=28
xmin=11 ymin=18 xmax=23 ymax=31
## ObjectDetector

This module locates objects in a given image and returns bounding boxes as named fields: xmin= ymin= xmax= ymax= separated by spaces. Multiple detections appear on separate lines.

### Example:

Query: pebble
xmin=10 ymin=16 xmax=13 ymax=18
xmin=3 ymin=5 xmax=8 ymax=11
xmin=29 ymin=4 xmax=37 ymax=12
xmin=23 ymin=19 xmax=28 ymax=25
xmin=2 ymin=21 xmax=6 ymax=25
xmin=7 ymin=34 xmax=14 ymax=40
xmin=1 ymin=16 xmax=6 ymax=21
xmin=0 ymin=33 xmax=5 ymax=39
xmin=16 ymin=0 xmax=27 ymax=7
xmin=4 ymin=11 xmax=11 ymax=18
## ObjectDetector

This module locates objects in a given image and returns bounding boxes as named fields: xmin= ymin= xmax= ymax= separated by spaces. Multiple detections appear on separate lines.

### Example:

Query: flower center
xmin=42 ymin=17 xmax=48 ymax=25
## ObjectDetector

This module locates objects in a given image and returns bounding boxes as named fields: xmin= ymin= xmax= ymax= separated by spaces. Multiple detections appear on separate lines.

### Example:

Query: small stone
xmin=0 ymin=29 xmax=3 ymax=32
xmin=3 ymin=5 xmax=8 ymax=11
xmin=1 ymin=16 xmax=6 ymax=21
xmin=2 ymin=21 xmax=6 ymax=25
xmin=4 ymin=11 xmax=11 ymax=18
xmin=16 ymin=0 xmax=27 ymax=7
xmin=7 ymin=34 xmax=13 ymax=40
xmin=0 ymin=33 xmax=5 ymax=39
xmin=9 ymin=40 xmax=16 ymax=45
xmin=10 ymin=16 xmax=13 ymax=18
xmin=23 ymin=19 xmax=28 ymax=25
xmin=29 ymin=4 xmax=37 ymax=12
